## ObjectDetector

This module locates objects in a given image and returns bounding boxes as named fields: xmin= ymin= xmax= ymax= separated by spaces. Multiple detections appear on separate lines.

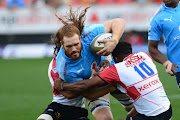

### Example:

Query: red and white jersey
xmin=98 ymin=52 xmax=170 ymax=116
xmin=48 ymin=58 xmax=85 ymax=108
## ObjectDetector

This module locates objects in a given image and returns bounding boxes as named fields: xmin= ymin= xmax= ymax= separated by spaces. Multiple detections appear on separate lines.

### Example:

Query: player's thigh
xmin=110 ymin=89 xmax=133 ymax=112
xmin=175 ymin=72 xmax=180 ymax=90
xmin=86 ymin=93 xmax=113 ymax=120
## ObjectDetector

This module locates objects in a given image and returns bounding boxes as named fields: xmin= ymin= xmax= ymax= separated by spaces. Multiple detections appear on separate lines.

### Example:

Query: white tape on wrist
xmin=105 ymin=54 xmax=113 ymax=63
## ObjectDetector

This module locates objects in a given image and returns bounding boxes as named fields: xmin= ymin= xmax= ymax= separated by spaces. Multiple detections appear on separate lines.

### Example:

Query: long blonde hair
xmin=51 ymin=5 xmax=90 ymax=56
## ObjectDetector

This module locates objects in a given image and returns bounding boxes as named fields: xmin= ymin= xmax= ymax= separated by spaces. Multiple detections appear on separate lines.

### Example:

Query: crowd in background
xmin=0 ymin=0 xmax=162 ymax=9
xmin=0 ymin=0 xmax=164 ymax=45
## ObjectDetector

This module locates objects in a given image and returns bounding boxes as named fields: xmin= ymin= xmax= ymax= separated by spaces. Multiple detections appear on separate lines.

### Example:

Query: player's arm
xmin=148 ymin=40 xmax=167 ymax=64
xmin=81 ymin=82 xmax=117 ymax=100
xmin=97 ymin=18 xmax=126 ymax=56
xmin=148 ymin=40 xmax=178 ymax=76
xmin=55 ymin=76 xmax=116 ymax=99
xmin=60 ymin=90 xmax=80 ymax=99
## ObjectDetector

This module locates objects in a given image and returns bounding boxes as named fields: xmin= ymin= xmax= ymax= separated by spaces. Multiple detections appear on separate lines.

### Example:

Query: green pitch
xmin=0 ymin=58 xmax=179 ymax=120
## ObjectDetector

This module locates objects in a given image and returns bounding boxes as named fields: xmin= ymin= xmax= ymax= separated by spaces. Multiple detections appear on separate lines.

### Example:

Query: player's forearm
xmin=81 ymin=83 xmax=117 ymax=100
xmin=60 ymin=90 xmax=80 ymax=99
xmin=55 ymin=78 xmax=88 ymax=93
xmin=148 ymin=41 xmax=167 ymax=64
xmin=111 ymin=18 xmax=126 ymax=43
xmin=62 ymin=80 xmax=90 ymax=93
xmin=148 ymin=46 xmax=167 ymax=64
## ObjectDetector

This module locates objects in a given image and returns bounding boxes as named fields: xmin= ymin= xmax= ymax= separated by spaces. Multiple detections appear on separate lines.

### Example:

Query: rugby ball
xmin=90 ymin=33 xmax=112 ymax=53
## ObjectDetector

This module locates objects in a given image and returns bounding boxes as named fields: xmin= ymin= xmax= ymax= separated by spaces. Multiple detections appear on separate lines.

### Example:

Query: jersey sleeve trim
xmin=97 ymin=75 xmax=110 ymax=83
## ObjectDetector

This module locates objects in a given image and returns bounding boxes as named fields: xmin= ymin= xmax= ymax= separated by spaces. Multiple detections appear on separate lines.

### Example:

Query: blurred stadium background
xmin=0 ymin=0 xmax=179 ymax=120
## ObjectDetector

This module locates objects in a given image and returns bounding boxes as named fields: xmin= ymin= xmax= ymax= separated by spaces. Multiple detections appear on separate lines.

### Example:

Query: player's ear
xmin=60 ymin=41 xmax=63 ymax=48
xmin=114 ymin=56 xmax=118 ymax=63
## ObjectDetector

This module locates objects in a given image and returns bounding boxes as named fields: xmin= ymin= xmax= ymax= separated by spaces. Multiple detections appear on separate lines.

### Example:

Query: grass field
xmin=0 ymin=58 xmax=179 ymax=120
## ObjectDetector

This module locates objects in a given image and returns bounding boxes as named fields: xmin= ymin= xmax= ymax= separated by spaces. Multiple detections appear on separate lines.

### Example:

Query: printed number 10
xmin=134 ymin=62 xmax=154 ymax=79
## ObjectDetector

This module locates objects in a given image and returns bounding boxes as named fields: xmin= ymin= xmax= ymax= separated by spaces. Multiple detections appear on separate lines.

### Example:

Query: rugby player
xmin=55 ymin=41 xmax=172 ymax=120
xmin=148 ymin=0 xmax=179 ymax=90
xmin=37 ymin=6 xmax=133 ymax=120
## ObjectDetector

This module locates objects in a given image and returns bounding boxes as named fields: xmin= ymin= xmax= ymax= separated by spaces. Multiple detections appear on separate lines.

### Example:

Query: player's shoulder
xmin=151 ymin=4 xmax=165 ymax=22
xmin=83 ymin=24 xmax=104 ymax=34
xmin=137 ymin=52 xmax=153 ymax=61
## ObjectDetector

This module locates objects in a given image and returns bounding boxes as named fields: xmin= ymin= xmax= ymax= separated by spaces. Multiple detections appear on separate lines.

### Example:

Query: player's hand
xmin=101 ymin=59 xmax=110 ymax=68
xmin=126 ymin=107 xmax=137 ymax=118
xmin=163 ymin=60 xmax=178 ymax=76
xmin=96 ymin=38 xmax=117 ymax=56
xmin=54 ymin=78 xmax=64 ymax=91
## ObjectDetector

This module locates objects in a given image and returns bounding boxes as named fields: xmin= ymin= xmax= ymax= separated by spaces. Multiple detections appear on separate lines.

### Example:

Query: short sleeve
xmin=98 ymin=65 xmax=119 ymax=83
xmin=148 ymin=19 xmax=162 ymax=41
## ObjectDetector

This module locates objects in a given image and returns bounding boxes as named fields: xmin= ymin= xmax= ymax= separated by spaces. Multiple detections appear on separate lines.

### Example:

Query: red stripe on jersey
xmin=153 ymin=10 xmax=162 ymax=18
xmin=51 ymin=57 xmax=60 ymax=95
xmin=127 ymin=73 xmax=158 ymax=88
xmin=98 ymin=65 xmax=120 ymax=84
xmin=116 ymin=80 xmax=141 ymax=101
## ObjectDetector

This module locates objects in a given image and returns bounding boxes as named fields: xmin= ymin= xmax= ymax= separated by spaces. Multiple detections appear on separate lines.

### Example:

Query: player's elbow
xmin=86 ymin=95 xmax=98 ymax=100
xmin=114 ymin=18 xmax=126 ymax=25
xmin=82 ymin=92 xmax=101 ymax=100
xmin=61 ymin=91 xmax=79 ymax=99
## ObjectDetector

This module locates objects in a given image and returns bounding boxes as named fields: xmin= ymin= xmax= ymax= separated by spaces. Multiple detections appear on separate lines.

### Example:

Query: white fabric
xmin=48 ymin=59 xmax=85 ymax=108
xmin=37 ymin=114 xmax=53 ymax=120
xmin=99 ymin=52 xmax=170 ymax=116
xmin=115 ymin=52 xmax=170 ymax=116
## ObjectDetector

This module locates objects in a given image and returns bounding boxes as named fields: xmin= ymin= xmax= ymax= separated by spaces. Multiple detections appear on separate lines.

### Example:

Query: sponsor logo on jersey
xmin=77 ymin=64 xmax=85 ymax=73
xmin=138 ymin=79 xmax=160 ymax=92
xmin=174 ymin=36 xmax=180 ymax=40
xmin=55 ymin=112 xmax=61 ymax=119
xmin=164 ymin=16 xmax=173 ymax=22
xmin=125 ymin=55 xmax=146 ymax=67
xmin=64 ymin=64 xmax=67 ymax=76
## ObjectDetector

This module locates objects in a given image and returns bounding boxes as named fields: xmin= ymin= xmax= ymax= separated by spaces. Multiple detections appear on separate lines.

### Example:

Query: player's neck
xmin=165 ymin=1 xmax=179 ymax=8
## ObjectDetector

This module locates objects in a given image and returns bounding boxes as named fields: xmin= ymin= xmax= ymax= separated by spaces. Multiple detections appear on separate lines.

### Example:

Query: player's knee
xmin=111 ymin=92 xmax=133 ymax=112
xmin=37 ymin=114 xmax=53 ymax=120
xmin=95 ymin=114 xmax=113 ymax=120
xmin=88 ymin=97 xmax=113 ymax=120
xmin=88 ymin=97 xmax=110 ymax=115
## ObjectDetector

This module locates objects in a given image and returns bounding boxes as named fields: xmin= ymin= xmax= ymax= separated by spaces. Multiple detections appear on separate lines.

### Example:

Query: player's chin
xmin=71 ymin=54 xmax=80 ymax=60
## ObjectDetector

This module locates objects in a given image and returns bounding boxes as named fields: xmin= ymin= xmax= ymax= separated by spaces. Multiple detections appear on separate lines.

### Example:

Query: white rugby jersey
xmin=98 ymin=52 xmax=170 ymax=116
xmin=48 ymin=58 xmax=85 ymax=108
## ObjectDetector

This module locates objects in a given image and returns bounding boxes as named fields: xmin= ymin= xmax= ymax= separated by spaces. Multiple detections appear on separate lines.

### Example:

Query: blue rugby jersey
xmin=54 ymin=24 xmax=115 ymax=107
xmin=148 ymin=2 xmax=180 ymax=72
xmin=56 ymin=24 xmax=114 ymax=82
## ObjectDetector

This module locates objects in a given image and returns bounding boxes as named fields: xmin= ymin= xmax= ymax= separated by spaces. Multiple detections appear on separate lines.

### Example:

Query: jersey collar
xmin=162 ymin=1 xmax=180 ymax=11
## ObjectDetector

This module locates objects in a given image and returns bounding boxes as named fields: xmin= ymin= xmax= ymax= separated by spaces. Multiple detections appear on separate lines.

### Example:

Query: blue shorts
xmin=175 ymin=72 xmax=180 ymax=90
